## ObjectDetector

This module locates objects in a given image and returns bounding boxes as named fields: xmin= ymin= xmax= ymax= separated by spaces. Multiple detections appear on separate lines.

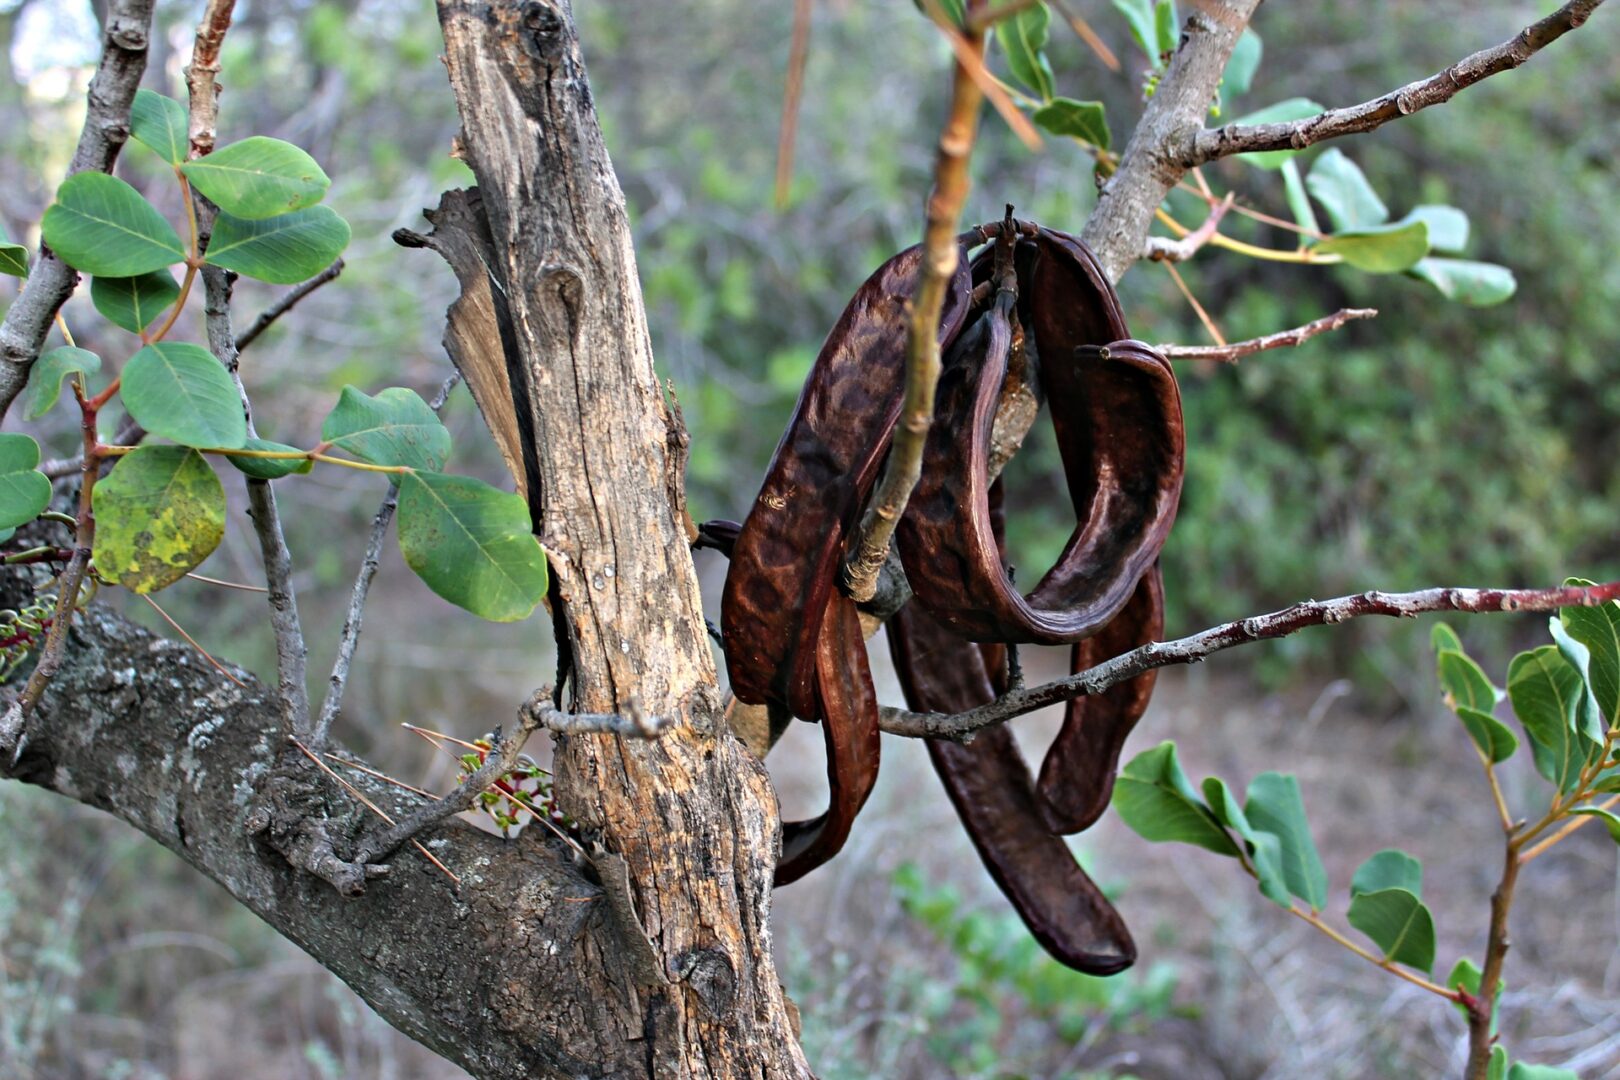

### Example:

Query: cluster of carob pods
xmin=709 ymin=214 xmax=1185 ymax=975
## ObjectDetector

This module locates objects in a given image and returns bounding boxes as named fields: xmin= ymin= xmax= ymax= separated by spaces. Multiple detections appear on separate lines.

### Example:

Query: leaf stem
xmin=1286 ymin=904 xmax=1461 ymax=999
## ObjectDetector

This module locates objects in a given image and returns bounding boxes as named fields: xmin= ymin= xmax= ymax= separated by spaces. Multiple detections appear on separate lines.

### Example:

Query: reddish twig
xmin=773 ymin=0 xmax=813 ymax=209
xmin=1158 ymin=307 xmax=1377 ymax=363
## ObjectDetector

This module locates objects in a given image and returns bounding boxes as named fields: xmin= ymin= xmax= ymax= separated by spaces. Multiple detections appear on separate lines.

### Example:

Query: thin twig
xmin=185 ymin=572 xmax=268 ymax=592
xmin=289 ymin=740 xmax=460 ymax=886
xmin=1520 ymin=792 xmax=1620 ymax=863
xmin=528 ymin=691 xmax=678 ymax=738
xmin=185 ymin=0 xmax=236 ymax=159
xmin=842 ymin=1 xmax=988 ymax=602
xmin=352 ymin=698 xmax=546 ymax=864
xmin=1157 ymin=308 xmax=1377 ymax=362
xmin=920 ymin=0 xmax=1039 ymax=150
xmin=1144 ymin=192 xmax=1233 ymax=262
xmin=235 ymin=259 xmax=345 ymax=351
xmin=1289 ymin=905 xmax=1461 ymax=1000
xmin=1188 ymin=0 xmax=1605 ymax=166
xmin=0 ymin=0 xmax=156 ymax=422
xmin=1162 ymin=260 xmax=1225 ymax=346
xmin=878 ymin=580 xmax=1620 ymax=739
xmin=314 ymin=370 xmax=460 ymax=745
xmin=1048 ymin=0 xmax=1120 ymax=70
xmin=773 ymin=0 xmax=812 ymax=210
xmin=140 ymin=594 xmax=246 ymax=688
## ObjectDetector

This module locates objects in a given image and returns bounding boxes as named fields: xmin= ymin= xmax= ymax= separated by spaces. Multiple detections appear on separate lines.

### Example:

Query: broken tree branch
xmin=879 ymin=580 xmax=1620 ymax=740
xmin=1188 ymin=0 xmax=1604 ymax=166
xmin=1158 ymin=308 xmax=1377 ymax=362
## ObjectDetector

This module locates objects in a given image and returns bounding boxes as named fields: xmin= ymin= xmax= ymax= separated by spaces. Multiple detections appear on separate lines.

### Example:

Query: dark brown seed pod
xmin=887 ymin=601 xmax=1136 ymax=975
xmin=1036 ymin=564 xmax=1164 ymax=835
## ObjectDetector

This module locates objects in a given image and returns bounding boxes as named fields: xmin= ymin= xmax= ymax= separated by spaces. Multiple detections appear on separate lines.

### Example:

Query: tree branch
xmin=841 ymin=0 xmax=988 ymax=602
xmin=1188 ymin=0 xmax=1605 ymax=166
xmin=878 ymin=580 xmax=1620 ymax=739
xmin=235 ymin=258 xmax=346 ymax=351
xmin=1156 ymin=307 xmax=1376 ymax=362
xmin=313 ymin=370 xmax=459 ymax=745
xmin=1144 ymin=193 xmax=1233 ymax=262
xmin=0 ymin=0 xmax=155 ymax=422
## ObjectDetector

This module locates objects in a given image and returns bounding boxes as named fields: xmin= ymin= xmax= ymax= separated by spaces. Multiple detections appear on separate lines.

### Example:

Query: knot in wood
xmin=674 ymin=946 xmax=737 ymax=1018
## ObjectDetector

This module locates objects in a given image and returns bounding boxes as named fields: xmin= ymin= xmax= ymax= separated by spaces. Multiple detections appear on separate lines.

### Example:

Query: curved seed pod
xmin=776 ymin=594 xmax=882 ymax=885
xmin=887 ymin=601 xmax=1136 ymax=975
xmin=897 ymin=227 xmax=1184 ymax=645
xmin=1036 ymin=563 xmax=1164 ymax=834
xmin=722 ymin=245 xmax=975 ymax=718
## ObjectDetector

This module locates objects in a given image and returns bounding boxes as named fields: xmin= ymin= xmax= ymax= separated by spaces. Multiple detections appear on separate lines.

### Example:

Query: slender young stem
xmin=144 ymin=172 xmax=202 ymax=345
xmin=1288 ymin=905 xmax=1461 ymax=999
xmin=1483 ymin=758 xmax=1514 ymax=835
xmin=1157 ymin=308 xmax=1377 ymax=363
xmin=842 ymin=0 xmax=987 ymax=602
xmin=1465 ymin=838 xmax=1522 ymax=1080
xmin=1520 ymin=791 xmax=1620 ymax=863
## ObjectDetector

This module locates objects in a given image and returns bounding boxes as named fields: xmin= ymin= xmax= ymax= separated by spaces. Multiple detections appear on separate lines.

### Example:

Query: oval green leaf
xmin=1305 ymin=148 xmax=1389 ymax=232
xmin=1113 ymin=742 xmax=1241 ymax=857
xmin=122 ymin=342 xmax=248 ymax=449
xmin=181 ymin=136 xmax=332 ymax=219
xmin=40 ymin=172 xmax=186 ymax=277
xmin=1153 ymin=0 xmax=1178 ymax=55
xmin=1220 ymin=28 xmax=1261 ymax=100
xmin=0 ymin=433 xmax=50 ymax=529
xmin=92 ymin=446 xmax=225 ymax=593
xmin=228 ymin=437 xmax=314 ymax=480
xmin=1569 ymin=806 xmax=1620 ymax=844
xmin=23 ymin=346 xmax=100 ymax=421
xmin=0 ymin=242 xmax=27 ymax=278
xmin=1346 ymin=887 xmax=1435 ymax=973
xmin=1399 ymin=204 xmax=1469 ymax=254
xmin=1548 ymin=618 xmax=1605 ymax=744
xmin=995 ymin=3 xmax=1054 ymax=102
xmin=1110 ymin=0 xmax=1156 ymax=58
xmin=1508 ymin=645 xmax=1598 ymax=793
xmin=204 ymin=205 xmax=350 ymax=284
xmin=1560 ymin=577 xmax=1620 ymax=725
xmin=1314 ymin=221 xmax=1428 ymax=274
xmin=321 ymin=386 xmax=450 ymax=471
xmin=1507 ymin=1065 xmax=1578 ymax=1080
xmin=1244 ymin=772 xmax=1328 ymax=911
xmin=130 ymin=89 xmax=188 ymax=165
xmin=1456 ymin=706 xmax=1520 ymax=764
xmin=396 ymin=471 xmax=547 ymax=622
xmin=1350 ymin=849 xmax=1422 ymax=898
xmin=1201 ymin=775 xmax=1289 ymax=907
xmin=91 ymin=269 xmax=181 ymax=335
xmin=1031 ymin=98 xmax=1110 ymax=149
xmin=1438 ymin=649 xmax=1501 ymax=712
xmin=1407 ymin=258 xmax=1516 ymax=306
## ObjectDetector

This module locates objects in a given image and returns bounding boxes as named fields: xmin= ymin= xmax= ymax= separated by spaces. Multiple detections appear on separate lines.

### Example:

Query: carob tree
xmin=0 ymin=1 xmax=1609 ymax=1078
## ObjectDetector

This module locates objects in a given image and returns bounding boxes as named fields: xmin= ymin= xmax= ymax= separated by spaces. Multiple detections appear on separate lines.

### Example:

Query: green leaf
xmin=1112 ymin=742 xmax=1241 ymax=857
xmin=1201 ymin=776 xmax=1289 ymax=907
xmin=90 ymin=269 xmax=181 ymax=335
xmin=1398 ymin=204 xmax=1469 ymax=253
xmin=1407 ymin=258 xmax=1516 ymax=306
xmin=1431 ymin=622 xmax=1463 ymax=656
xmin=23 ymin=346 xmax=100 ymax=421
xmin=1230 ymin=98 xmax=1325 ymax=170
xmin=1548 ymin=618 xmax=1605 ymax=744
xmin=1559 ymin=577 xmax=1620 ymax=725
xmin=321 ymin=386 xmax=450 ymax=471
xmin=1314 ymin=220 xmax=1429 ymax=273
xmin=1219 ymin=28 xmax=1261 ymax=100
xmin=122 ymin=342 xmax=248 ymax=450
xmin=1351 ymin=849 xmax=1422 ymax=898
xmin=40 ymin=172 xmax=186 ymax=277
xmin=1488 ymin=1049 xmax=1507 ymax=1080
xmin=995 ymin=4 xmax=1054 ymax=102
xmin=1031 ymin=98 xmax=1110 ymax=149
xmin=396 ymin=471 xmax=547 ymax=622
xmin=1507 ymin=1066 xmax=1578 ymax=1080
xmin=227 ymin=438 xmax=313 ymax=480
xmin=1244 ymin=772 xmax=1328 ymax=911
xmin=204 ymin=206 xmax=350 ymax=285
xmin=0 ymin=242 xmax=28 ymax=278
xmin=1346 ymin=887 xmax=1436 ymax=973
xmin=129 ymin=89 xmax=188 ymax=165
xmin=1569 ymin=806 xmax=1620 ymax=844
xmin=918 ymin=0 xmax=965 ymax=27
xmin=0 ymin=434 xmax=50 ymax=529
xmin=1456 ymin=707 xmax=1520 ymax=764
xmin=1153 ymin=0 xmax=1178 ymax=55
xmin=1305 ymin=148 xmax=1388 ymax=231
xmin=92 ymin=446 xmax=224 ymax=593
xmin=1438 ymin=649 xmax=1502 ymax=712
xmin=1110 ymin=0 xmax=1157 ymax=58
xmin=1279 ymin=158 xmax=1321 ymax=235
xmin=1508 ymin=645 xmax=1599 ymax=793
xmin=181 ymin=136 xmax=332 ymax=220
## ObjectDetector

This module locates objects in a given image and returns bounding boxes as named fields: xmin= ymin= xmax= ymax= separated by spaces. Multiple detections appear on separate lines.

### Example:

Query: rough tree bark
xmin=1 ymin=0 xmax=1604 ymax=1076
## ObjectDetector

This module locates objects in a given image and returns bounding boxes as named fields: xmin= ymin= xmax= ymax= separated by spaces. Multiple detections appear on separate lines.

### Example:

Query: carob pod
xmin=897 ymin=227 xmax=1183 ymax=645
xmin=886 ymin=601 xmax=1136 ymax=974
xmin=721 ymin=244 xmax=975 ymax=884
